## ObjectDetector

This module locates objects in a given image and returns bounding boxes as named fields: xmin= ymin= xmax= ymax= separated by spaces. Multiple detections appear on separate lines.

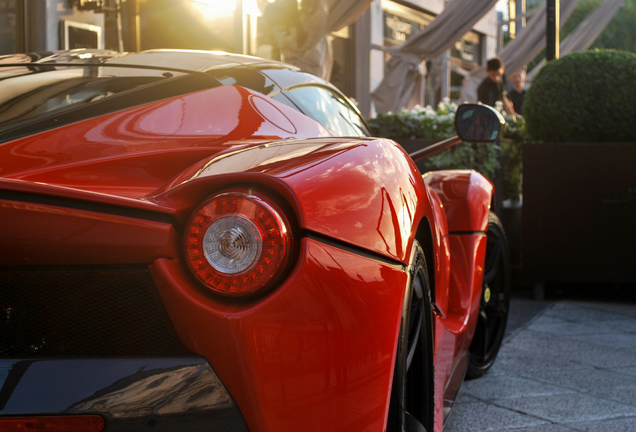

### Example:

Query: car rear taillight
xmin=0 ymin=416 xmax=105 ymax=432
xmin=185 ymin=189 xmax=294 ymax=297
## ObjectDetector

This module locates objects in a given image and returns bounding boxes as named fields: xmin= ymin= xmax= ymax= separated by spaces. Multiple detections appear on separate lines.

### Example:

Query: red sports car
xmin=0 ymin=50 xmax=510 ymax=432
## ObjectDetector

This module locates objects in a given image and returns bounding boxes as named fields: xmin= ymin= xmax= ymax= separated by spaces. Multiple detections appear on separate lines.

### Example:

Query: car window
xmin=0 ymin=73 xmax=163 ymax=127
xmin=0 ymin=67 xmax=217 ymax=142
xmin=279 ymin=86 xmax=370 ymax=137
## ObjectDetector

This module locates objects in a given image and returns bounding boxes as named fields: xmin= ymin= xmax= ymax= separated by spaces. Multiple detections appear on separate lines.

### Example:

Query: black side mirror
xmin=454 ymin=104 xmax=505 ymax=143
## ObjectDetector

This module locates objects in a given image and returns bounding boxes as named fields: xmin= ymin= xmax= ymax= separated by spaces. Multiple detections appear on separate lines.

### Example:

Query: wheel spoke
xmin=480 ymin=310 xmax=491 ymax=355
xmin=406 ymin=272 xmax=424 ymax=371
xmin=467 ymin=214 xmax=511 ymax=379
xmin=388 ymin=244 xmax=433 ymax=432
xmin=472 ymin=310 xmax=489 ymax=359
xmin=406 ymin=313 xmax=421 ymax=371
xmin=404 ymin=411 xmax=427 ymax=432
xmin=483 ymin=233 xmax=503 ymax=286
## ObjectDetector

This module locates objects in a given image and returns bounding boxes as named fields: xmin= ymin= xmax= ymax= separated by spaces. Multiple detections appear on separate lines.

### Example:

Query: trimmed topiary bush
xmin=524 ymin=49 xmax=636 ymax=142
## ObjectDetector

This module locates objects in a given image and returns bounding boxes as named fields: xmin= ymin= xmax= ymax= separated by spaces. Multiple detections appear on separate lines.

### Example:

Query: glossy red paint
xmin=421 ymin=170 xmax=492 ymax=430
xmin=424 ymin=185 xmax=451 ymax=318
xmin=1 ymin=119 xmax=433 ymax=430
xmin=0 ymin=198 xmax=175 ymax=265
xmin=423 ymin=170 xmax=493 ymax=232
xmin=0 ymin=57 xmax=501 ymax=432
xmin=151 ymin=238 xmax=407 ymax=432
xmin=0 ymin=80 xmax=432 ymax=266
xmin=431 ymin=233 xmax=487 ymax=432
xmin=177 ymin=137 xmax=434 ymax=265
xmin=0 ymin=86 xmax=332 ymax=199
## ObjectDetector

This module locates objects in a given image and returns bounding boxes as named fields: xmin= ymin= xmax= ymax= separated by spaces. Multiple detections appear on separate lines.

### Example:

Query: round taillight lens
xmin=185 ymin=190 xmax=293 ymax=297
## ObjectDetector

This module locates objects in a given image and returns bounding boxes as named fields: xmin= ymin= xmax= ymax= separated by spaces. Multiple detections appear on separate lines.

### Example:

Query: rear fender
xmin=422 ymin=170 xmax=492 ymax=410
xmin=147 ymin=138 xmax=445 ymax=432
xmin=422 ymin=170 xmax=493 ymax=232
xmin=155 ymin=137 xmax=436 ymax=265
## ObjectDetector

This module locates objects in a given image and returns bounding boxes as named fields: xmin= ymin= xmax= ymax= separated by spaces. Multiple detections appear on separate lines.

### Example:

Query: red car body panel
xmin=0 ymin=86 xmax=332 ymax=198
xmin=423 ymin=170 xmax=493 ymax=232
xmin=423 ymin=171 xmax=493 ymax=430
xmin=0 ymin=199 xmax=175 ymax=265
xmin=151 ymin=240 xmax=407 ymax=432
xmin=187 ymin=137 xmax=432 ymax=264
xmin=0 ymin=57 xmax=498 ymax=432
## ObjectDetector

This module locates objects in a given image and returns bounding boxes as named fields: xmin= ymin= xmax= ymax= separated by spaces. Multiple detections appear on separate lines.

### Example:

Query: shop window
xmin=0 ymin=0 xmax=20 ymax=55
xmin=381 ymin=0 xmax=433 ymax=47
xmin=330 ymin=26 xmax=353 ymax=98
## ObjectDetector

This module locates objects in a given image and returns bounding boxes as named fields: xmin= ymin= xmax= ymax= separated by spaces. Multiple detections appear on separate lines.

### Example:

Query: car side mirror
xmin=454 ymin=104 xmax=505 ymax=143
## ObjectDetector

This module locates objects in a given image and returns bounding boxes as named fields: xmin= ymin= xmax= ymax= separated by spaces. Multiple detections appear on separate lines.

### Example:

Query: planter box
xmin=522 ymin=142 xmax=636 ymax=284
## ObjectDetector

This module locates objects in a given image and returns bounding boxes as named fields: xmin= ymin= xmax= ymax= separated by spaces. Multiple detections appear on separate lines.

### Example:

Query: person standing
xmin=507 ymin=67 xmax=527 ymax=115
xmin=477 ymin=57 xmax=517 ymax=116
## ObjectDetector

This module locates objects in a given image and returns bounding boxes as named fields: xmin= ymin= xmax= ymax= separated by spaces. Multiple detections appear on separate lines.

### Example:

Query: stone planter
xmin=501 ymin=198 xmax=522 ymax=270
xmin=522 ymin=142 xmax=636 ymax=285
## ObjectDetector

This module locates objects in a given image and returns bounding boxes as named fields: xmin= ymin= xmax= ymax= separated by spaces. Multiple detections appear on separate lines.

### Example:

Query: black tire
xmin=387 ymin=242 xmax=434 ymax=432
xmin=467 ymin=212 xmax=511 ymax=379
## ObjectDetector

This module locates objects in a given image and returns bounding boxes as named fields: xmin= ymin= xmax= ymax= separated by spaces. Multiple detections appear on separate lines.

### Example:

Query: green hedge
xmin=525 ymin=50 xmax=636 ymax=142
xmin=367 ymin=101 xmax=501 ymax=179
xmin=367 ymin=101 xmax=527 ymax=201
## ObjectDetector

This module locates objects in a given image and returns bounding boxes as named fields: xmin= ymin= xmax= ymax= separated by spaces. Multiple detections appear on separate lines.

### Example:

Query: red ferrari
xmin=0 ymin=50 xmax=510 ymax=432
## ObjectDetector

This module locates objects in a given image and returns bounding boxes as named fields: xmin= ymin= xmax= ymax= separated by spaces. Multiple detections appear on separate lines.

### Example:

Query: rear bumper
xmin=0 ymin=357 xmax=248 ymax=431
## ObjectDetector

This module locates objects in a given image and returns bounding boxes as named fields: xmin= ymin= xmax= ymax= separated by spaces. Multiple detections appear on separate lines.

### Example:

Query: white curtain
xmin=526 ymin=0 xmax=625 ymax=82
xmin=459 ymin=0 xmax=580 ymax=104
xmin=279 ymin=0 xmax=373 ymax=80
xmin=371 ymin=0 xmax=498 ymax=113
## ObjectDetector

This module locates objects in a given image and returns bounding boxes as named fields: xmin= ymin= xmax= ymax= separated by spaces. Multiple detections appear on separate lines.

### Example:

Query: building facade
xmin=0 ymin=0 xmax=500 ymax=116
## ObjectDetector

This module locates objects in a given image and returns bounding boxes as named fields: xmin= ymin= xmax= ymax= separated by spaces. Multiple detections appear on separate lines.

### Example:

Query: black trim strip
xmin=306 ymin=231 xmax=406 ymax=269
xmin=449 ymin=231 xmax=487 ymax=235
xmin=0 ymin=357 xmax=249 ymax=431
xmin=0 ymin=62 xmax=223 ymax=81
xmin=0 ymin=189 xmax=174 ymax=224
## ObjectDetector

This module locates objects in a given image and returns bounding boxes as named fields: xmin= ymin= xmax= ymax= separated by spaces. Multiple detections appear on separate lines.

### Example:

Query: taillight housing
xmin=185 ymin=189 xmax=294 ymax=297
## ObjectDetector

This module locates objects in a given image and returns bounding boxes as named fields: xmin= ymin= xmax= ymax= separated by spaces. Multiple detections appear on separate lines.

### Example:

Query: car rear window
xmin=0 ymin=71 xmax=161 ymax=126
xmin=277 ymin=85 xmax=370 ymax=137
xmin=0 ymin=65 xmax=218 ymax=142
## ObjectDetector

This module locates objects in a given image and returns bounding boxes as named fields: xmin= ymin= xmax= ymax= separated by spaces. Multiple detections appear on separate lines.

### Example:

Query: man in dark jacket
xmin=477 ymin=57 xmax=517 ymax=116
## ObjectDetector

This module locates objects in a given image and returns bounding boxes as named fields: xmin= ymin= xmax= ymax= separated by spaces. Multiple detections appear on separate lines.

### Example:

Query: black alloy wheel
xmin=387 ymin=242 xmax=434 ymax=432
xmin=467 ymin=212 xmax=511 ymax=379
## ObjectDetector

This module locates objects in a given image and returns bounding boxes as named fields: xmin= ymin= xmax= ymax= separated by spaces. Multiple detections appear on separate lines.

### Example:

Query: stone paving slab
xmin=542 ymin=302 xmax=634 ymax=322
xmin=503 ymin=331 xmax=636 ymax=368
xmin=484 ymin=425 xmax=579 ymax=432
xmin=485 ymin=349 xmax=588 ymax=378
xmin=567 ymin=333 xmax=636 ymax=352
xmin=445 ymin=299 xmax=636 ymax=431
xmin=509 ymin=366 xmax=636 ymax=396
xmin=566 ymin=301 xmax=636 ymax=320
xmin=461 ymin=376 xmax=574 ymax=401
xmin=525 ymin=317 xmax=634 ymax=337
xmin=613 ymin=366 xmax=636 ymax=378
xmin=443 ymin=400 xmax=550 ymax=431
xmin=492 ymin=393 xmax=636 ymax=423
xmin=564 ymin=416 xmax=636 ymax=432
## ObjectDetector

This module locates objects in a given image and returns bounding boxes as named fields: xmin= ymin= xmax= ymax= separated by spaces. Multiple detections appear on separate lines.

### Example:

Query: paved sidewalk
xmin=446 ymin=299 xmax=636 ymax=431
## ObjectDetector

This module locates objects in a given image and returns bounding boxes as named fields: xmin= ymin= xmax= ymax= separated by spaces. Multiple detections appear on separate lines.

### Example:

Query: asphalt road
xmin=445 ymin=285 xmax=636 ymax=432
